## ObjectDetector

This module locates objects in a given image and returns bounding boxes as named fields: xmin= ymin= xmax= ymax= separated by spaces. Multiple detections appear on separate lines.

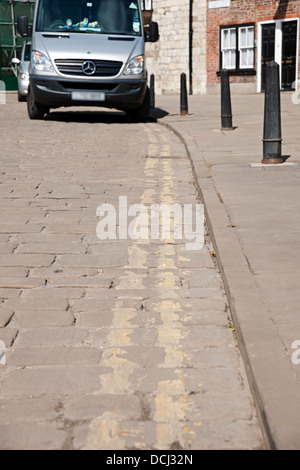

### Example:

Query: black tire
xmin=18 ymin=91 xmax=27 ymax=102
xmin=126 ymin=87 xmax=150 ymax=123
xmin=27 ymin=87 xmax=49 ymax=120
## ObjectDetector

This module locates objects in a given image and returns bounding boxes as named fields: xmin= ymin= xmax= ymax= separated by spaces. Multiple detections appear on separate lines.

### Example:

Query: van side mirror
xmin=17 ymin=16 xmax=31 ymax=37
xmin=145 ymin=22 xmax=159 ymax=43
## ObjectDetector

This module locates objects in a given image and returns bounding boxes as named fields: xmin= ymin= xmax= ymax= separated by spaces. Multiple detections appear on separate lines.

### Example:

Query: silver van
xmin=11 ymin=41 xmax=31 ymax=102
xmin=17 ymin=0 xmax=159 ymax=121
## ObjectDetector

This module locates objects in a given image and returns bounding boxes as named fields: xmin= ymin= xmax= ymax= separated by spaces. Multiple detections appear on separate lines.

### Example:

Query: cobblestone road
xmin=0 ymin=96 xmax=264 ymax=450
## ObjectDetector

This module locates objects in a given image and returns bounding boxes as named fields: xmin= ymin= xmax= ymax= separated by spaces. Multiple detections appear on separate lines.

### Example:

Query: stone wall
xmin=145 ymin=0 xmax=207 ymax=95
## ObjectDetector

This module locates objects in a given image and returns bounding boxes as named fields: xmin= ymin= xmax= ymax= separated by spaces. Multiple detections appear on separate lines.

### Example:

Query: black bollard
xmin=220 ymin=69 xmax=233 ymax=130
xmin=150 ymin=74 xmax=155 ymax=109
xmin=262 ymin=61 xmax=283 ymax=164
xmin=180 ymin=73 xmax=188 ymax=116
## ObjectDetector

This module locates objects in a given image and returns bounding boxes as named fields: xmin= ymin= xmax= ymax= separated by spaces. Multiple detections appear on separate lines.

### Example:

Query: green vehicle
xmin=0 ymin=0 xmax=36 ymax=91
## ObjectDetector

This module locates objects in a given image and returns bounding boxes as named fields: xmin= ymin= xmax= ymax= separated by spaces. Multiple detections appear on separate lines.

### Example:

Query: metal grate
xmin=54 ymin=58 xmax=123 ymax=77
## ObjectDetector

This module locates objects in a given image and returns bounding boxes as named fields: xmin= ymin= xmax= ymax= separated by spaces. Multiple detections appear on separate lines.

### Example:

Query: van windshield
xmin=36 ymin=0 xmax=142 ymax=36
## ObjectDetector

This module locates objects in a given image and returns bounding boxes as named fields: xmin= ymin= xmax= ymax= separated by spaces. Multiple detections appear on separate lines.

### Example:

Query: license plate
xmin=72 ymin=91 xmax=105 ymax=101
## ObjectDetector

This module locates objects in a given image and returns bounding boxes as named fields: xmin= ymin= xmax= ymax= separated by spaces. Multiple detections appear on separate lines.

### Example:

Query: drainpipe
xmin=11 ymin=0 xmax=18 ymax=78
xmin=11 ymin=0 xmax=17 ymax=60
xmin=189 ymin=0 xmax=193 ymax=95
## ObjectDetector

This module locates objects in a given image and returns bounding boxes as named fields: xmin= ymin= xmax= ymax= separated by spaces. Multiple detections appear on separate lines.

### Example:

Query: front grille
xmin=55 ymin=59 xmax=123 ymax=77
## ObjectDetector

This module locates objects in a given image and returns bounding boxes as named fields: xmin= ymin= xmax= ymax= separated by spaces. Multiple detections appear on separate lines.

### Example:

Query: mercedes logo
xmin=82 ymin=60 xmax=96 ymax=76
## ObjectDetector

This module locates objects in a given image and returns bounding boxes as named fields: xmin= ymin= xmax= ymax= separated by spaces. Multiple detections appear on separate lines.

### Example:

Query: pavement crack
xmin=244 ymin=254 xmax=255 ymax=275
xmin=3 ymin=312 xmax=15 ymax=327
xmin=135 ymin=392 xmax=152 ymax=421
xmin=50 ymin=256 xmax=58 ymax=267
xmin=12 ymin=244 xmax=20 ymax=254
xmin=9 ymin=329 xmax=19 ymax=347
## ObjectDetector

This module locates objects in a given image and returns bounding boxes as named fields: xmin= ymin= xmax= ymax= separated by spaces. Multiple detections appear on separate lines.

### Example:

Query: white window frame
xmin=141 ymin=0 xmax=152 ymax=10
xmin=221 ymin=27 xmax=237 ymax=70
xmin=220 ymin=24 xmax=255 ymax=71
xmin=239 ymin=26 xmax=255 ymax=69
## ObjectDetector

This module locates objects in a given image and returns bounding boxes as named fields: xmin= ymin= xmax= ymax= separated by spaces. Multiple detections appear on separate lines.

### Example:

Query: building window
xmin=141 ymin=0 xmax=152 ymax=10
xmin=220 ymin=24 xmax=255 ymax=72
xmin=221 ymin=28 xmax=237 ymax=69
xmin=239 ymin=26 xmax=255 ymax=68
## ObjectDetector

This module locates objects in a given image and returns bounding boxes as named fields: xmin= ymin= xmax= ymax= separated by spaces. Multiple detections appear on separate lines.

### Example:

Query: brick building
xmin=207 ymin=0 xmax=300 ymax=93
xmin=147 ymin=0 xmax=300 ymax=94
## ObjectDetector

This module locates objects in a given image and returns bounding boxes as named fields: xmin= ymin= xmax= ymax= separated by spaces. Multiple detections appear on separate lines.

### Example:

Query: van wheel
xmin=27 ymin=88 xmax=49 ymax=120
xmin=126 ymin=87 xmax=150 ymax=123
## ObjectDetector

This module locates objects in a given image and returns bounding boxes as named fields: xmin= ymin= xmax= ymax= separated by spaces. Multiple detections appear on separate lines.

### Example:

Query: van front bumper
xmin=30 ymin=75 xmax=147 ymax=110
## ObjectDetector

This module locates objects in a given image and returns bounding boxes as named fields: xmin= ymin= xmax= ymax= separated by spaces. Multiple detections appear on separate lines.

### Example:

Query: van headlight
xmin=123 ymin=55 xmax=144 ymax=75
xmin=32 ymin=51 xmax=54 ymax=72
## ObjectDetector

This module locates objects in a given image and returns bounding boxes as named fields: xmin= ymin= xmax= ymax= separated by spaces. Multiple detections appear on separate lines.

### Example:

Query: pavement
xmin=0 ymin=95 xmax=264 ymax=451
xmin=0 ymin=89 xmax=299 ymax=451
xmin=152 ymin=90 xmax=300 ymax=450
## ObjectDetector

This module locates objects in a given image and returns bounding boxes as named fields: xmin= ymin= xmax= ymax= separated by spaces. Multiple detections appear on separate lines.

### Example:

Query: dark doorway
xmin=281 ymin=20 xmax=297 ymax=90
xmin=261 ymin=23 xmax=275 ymax=91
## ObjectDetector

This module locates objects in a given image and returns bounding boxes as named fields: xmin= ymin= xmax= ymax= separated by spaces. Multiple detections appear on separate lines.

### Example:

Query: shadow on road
xmin=44 ymin=107 xmax=169 ymax=124
xmin=45 ymin=109 xmax=128 ymax=124
xmin=149 ymin=108 xmax=169 ymax=120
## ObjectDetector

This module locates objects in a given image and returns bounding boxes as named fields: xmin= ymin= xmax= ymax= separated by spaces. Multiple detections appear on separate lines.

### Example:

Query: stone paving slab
xmin=0 ymin=95 xmax=264 ymax=450
xmin=155 ymin=92 xmax=300 ymax=450
xmin=0 ymin=423 xmax=68 ymax=450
